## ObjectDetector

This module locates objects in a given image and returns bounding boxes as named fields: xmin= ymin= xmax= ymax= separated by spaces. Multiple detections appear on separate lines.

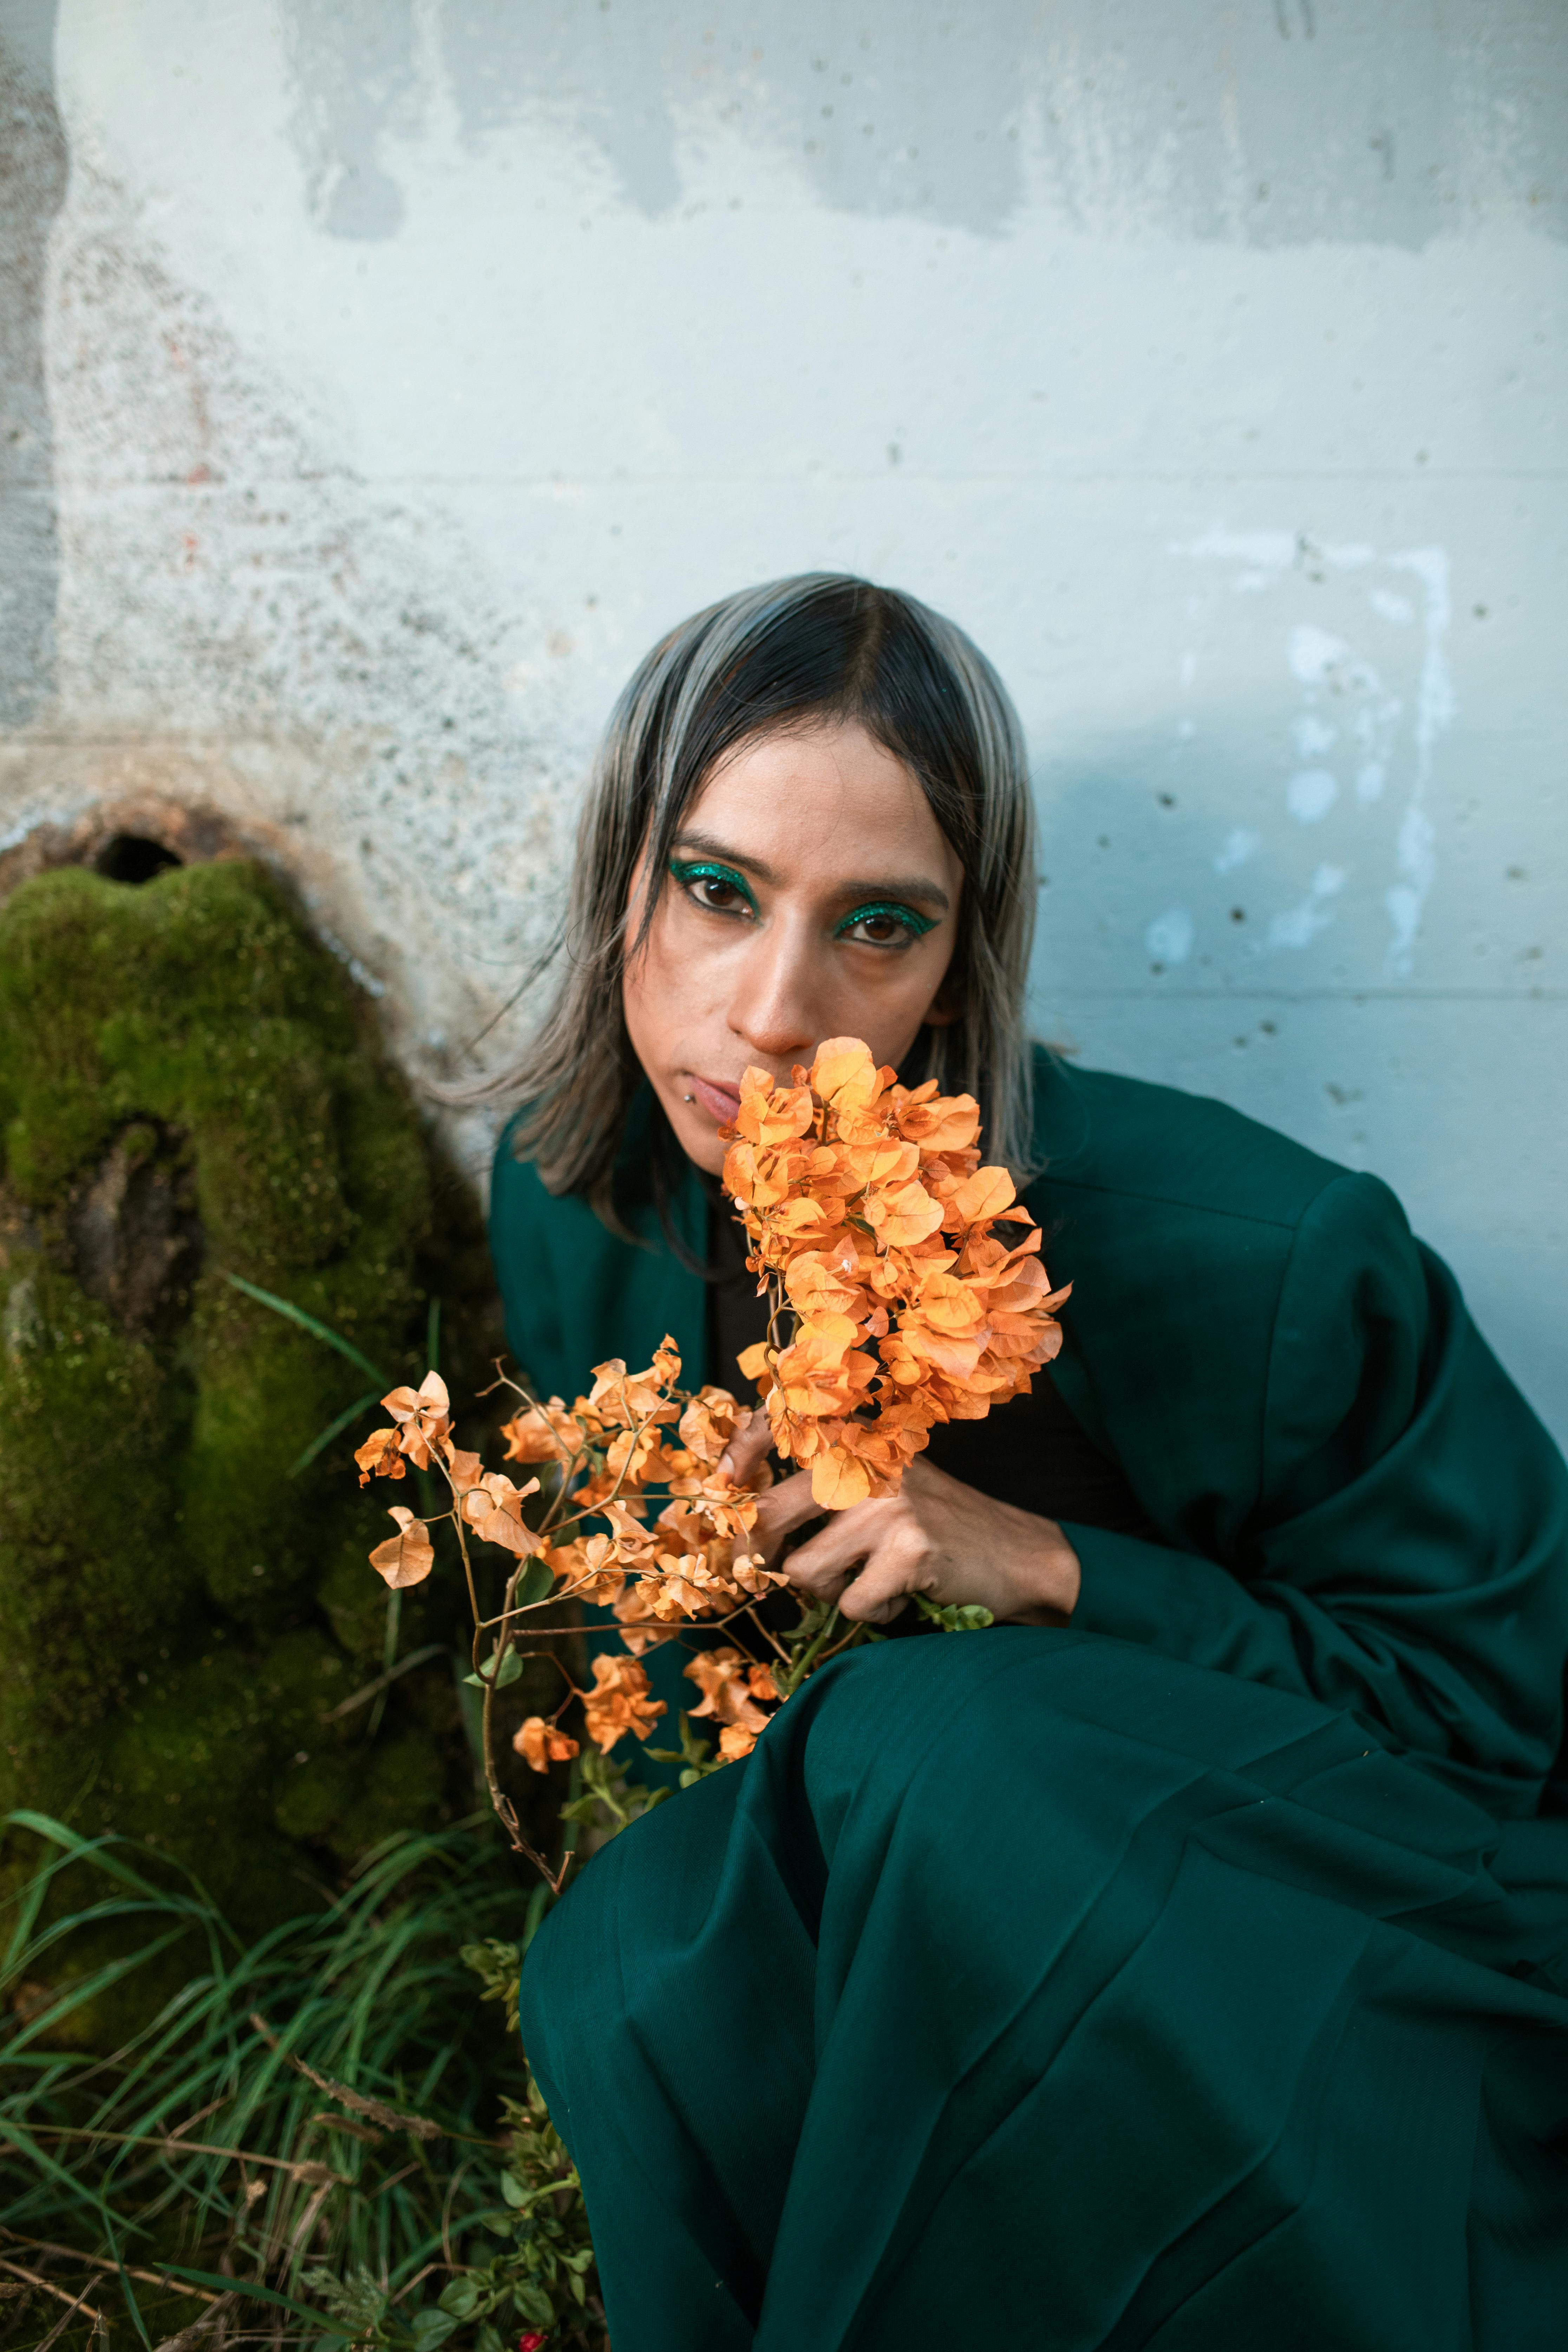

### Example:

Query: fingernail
xmin=717 ymin=1451 xmax=734 ymax=1480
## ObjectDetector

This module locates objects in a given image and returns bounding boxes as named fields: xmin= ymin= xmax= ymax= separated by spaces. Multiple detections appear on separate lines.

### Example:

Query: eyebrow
xmin=669 ymin=829 xmax=951 ymax=913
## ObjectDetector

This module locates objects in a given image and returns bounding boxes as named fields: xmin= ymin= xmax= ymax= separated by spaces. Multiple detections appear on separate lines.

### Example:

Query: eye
xmin=670 ymin=860 xmax=757 ymax=918
xmin=835 ymin=901 xmax=937 ymax=948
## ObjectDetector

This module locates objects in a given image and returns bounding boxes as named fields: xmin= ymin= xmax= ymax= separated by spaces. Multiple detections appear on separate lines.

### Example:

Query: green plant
xmin=0 ymin=1812 xmax=605 ymax=2351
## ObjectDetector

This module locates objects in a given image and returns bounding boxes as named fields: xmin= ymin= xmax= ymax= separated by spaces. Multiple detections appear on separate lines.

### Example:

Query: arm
xmin=1066 ymin=1174 xmax=1568 ymax=1804
xmin=740 ymin=1173 xmax=1568 ymax=1807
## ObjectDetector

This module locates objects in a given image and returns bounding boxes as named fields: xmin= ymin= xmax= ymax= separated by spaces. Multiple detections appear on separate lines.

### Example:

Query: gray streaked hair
xmin=494 ymin=573 xmax=1038 ymax=1216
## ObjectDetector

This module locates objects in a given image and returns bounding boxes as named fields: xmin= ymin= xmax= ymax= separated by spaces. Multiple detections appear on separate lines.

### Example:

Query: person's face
xmin=622 ymin=719 xmax=965 ymax=1175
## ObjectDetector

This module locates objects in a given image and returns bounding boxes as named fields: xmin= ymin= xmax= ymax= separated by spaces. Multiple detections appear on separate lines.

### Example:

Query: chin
xmin=666 ymin=1101 xmax=729 ymax=1174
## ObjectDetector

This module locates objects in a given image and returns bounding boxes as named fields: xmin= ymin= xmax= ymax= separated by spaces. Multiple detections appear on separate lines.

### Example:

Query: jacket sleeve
xmin=1062 ymin=1172 xmax=1568 ymax=1808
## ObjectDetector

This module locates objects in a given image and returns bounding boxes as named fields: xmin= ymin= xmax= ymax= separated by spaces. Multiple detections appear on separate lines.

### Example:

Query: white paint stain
xmin=1383 ymin=548 xmax=1455 ymax=974
xmin=1175 ymin=527 xmax=1450 ymax=975
xmin=1269 ymin=862 xmax=1346 ymax=949
xmin=1145 ymin=906 xmax=1195 ymax=964
xmin=1173 ymin=527 xmax=1298 ymax=567
xmin=1288 ymin=623 xmax=1347 ymax=684
xmin=1287 ymin=768 xmax=1339 ymax=823
xmin=1214 ymin=825 xmax=1259 ymax=873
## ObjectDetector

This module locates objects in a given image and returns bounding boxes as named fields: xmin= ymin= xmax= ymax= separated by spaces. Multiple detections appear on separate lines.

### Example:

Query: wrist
xmin=1002 ymin=1510 xmax=1081 ymax=1625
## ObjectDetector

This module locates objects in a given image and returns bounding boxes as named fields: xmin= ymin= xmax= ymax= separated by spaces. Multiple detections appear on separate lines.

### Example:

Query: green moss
xmin=0 ymin=860 xmax=498 ymax=2015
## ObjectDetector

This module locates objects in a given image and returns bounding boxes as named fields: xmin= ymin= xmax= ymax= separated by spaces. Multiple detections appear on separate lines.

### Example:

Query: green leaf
xmin=498 ymin=2170 xmax=528 ymax=2209
xmin=221 ymin=1270 xmax=391 ymax=1389
xmin=463 ymin=1647 xmax=524 ymax=1691
xmin=289 ymin=1389 xmax=379 ymax=1478
xmin=914 ymin=1594 xmax=995 ymax=1632
xmin=410 ymin=2307 xmax=460 ymax=2351
xmin=515 ymin=1556 xmax=555 ymax=1609
xmin=511 ymin=2280 xmax=554 ymax=2327
xmin=521 ymin=1880 xmax=554 ymax=1953
xmin=437 ymin=2276 xmax=483 ymax=2320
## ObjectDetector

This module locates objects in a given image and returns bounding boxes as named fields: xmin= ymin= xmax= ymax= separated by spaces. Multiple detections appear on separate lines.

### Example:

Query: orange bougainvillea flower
xmin=548 ymin=1531 xmax=627 ymax=1607
xmin=684 ymin=1648 xmax=778 ymax=1741
xmin=368 ymin=1506 xmax=436 ymax=1589
xmin=499 ymin=1394 xmax=584 ymax=1465
xmin=380 ymin=1371 xmax=452 ymax=1471
xmin=354 ymin=1426 xmax=405 ymax=1486
xmin=460 ymin=1470 xmax=543 ymax=1557
xmin=512 ymin=1716 xmax=580 ymax=1773
xmin=581 ymin=1653 xmax=667 ymax=1754
xmin=718 ymin=1035 xmax=1070 ymax=1507
xmin=360 ymin=1041 xmax=1070 ymax=1804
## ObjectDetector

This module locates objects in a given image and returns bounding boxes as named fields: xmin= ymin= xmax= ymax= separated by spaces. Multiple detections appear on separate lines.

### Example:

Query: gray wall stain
xmin=442 ymin=0 xmax=682 ymax=216
xmin=427 ymin=0 xmax=1562 ymax=243
xmin=270 ymin=0 xmax=1567 ymax=246
xmin=0 ymin=0 xmax=66 ymax=728
xmin=277 ymin=0 xmax=418 ymax=240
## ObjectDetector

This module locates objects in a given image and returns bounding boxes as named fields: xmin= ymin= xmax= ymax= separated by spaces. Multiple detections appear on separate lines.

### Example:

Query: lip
xmin=686 ymin=1075 xmax=742 ymax=1126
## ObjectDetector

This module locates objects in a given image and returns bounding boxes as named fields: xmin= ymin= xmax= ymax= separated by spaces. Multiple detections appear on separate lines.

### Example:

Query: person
xmin=487 ymin=573 xmax=1568 ymax=2352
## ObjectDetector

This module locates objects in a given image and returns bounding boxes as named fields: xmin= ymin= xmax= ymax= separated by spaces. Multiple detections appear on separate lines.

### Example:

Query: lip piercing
xmin=682 ymin=1092 xmax=695 ymax=1103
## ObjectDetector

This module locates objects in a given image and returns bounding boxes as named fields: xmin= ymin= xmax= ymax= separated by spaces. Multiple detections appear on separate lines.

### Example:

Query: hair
xmin=492 ymin=572 xmax=1039 ymax=1219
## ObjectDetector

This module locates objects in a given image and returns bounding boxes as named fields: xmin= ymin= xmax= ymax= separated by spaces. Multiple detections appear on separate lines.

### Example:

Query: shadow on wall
xmin=279 ymin=0 xmax=1568 ymax=243
xmin=1029 ymin=697 xmax=1452 ymax=1010
xmin=1027 ymin=725 xmax=1568 ymax=1447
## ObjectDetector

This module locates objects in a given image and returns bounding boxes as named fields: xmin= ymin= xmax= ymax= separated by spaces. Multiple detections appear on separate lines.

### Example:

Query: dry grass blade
xmin=0 ymin=2232 xmax=222 ymax=2302
xmin=307 ymin=2111 xmax=382 ymax=2147
xmin=0 ymin=2255 xmax=104 ymax=2323
xmin=151 ymin=2291 xmax=239 ymax=2352
xmin=16 ymin=2124 xmax=351 ymax=2182
xmin=248 ymin=2012 xmax=446 ymax=2139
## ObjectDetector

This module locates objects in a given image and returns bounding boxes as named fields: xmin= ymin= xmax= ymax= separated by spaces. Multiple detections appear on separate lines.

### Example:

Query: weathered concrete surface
xmin=0 ymin=0 xmax=1564 ymax=1436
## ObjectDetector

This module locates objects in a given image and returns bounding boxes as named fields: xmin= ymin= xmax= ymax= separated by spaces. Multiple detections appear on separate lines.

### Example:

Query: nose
xmin=724 ymin=912 xmax=824 ymax=1066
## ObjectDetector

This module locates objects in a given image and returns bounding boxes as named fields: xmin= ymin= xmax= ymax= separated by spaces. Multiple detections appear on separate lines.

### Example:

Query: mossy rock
xmin=0 ymin=859 xmax=516 ymax=2030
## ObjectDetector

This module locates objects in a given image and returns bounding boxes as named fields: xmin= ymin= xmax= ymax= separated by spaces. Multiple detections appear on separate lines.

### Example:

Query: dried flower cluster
xmin=725 ymin=1038 xmax=1068 ymax=1506
xmin=352 ymin=1038 xmax=1068 ymax=1882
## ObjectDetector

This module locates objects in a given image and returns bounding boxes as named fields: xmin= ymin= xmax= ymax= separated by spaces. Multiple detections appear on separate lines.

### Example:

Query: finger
xmin=717 ymin=1406 xmax=772 ymax=1485
xmin=779 ymin=1499 xmax=898 ymax=1595
xmin=838 ymin=1557 xmax=922 ymax=1625
xmin=744 ymin=1469 xmax=824 ymax=1567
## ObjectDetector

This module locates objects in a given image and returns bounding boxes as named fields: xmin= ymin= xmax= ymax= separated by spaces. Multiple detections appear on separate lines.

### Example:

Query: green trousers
xmin=521 ymin=1632 xmax=1568 ymax=2351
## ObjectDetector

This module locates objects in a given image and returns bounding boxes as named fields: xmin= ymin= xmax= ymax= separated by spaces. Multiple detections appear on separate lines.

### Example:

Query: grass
xmin=0 ymin=1812 xmax=602 ymax=2352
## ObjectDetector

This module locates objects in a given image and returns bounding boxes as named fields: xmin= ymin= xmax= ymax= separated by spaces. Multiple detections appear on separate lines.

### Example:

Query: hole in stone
xmin=95 ymin=834 xmax=184 ymax=885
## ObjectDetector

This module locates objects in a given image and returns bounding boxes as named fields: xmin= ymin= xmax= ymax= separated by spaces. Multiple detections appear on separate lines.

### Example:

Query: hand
xmin=719 ymin=1411 xmax=1081 ymax=1627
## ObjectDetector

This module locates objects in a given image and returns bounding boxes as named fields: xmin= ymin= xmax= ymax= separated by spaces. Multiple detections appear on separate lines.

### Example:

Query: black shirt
xmin=701 ymin=1179 xmax=1157 ymax=1541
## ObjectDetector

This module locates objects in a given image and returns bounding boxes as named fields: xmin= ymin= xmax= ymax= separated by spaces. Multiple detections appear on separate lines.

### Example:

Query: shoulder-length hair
xmin=496 ymin=572 xmax=1038 ymax=1215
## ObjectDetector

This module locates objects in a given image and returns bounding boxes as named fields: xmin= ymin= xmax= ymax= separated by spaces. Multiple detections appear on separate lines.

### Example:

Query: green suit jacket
xmin=489 ymin=1049 xmax=1568 ymax=1817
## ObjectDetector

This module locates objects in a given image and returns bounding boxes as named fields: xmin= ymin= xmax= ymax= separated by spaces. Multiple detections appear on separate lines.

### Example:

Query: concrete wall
xmin=1 ymin=0 xmax=1564 ymax=1438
